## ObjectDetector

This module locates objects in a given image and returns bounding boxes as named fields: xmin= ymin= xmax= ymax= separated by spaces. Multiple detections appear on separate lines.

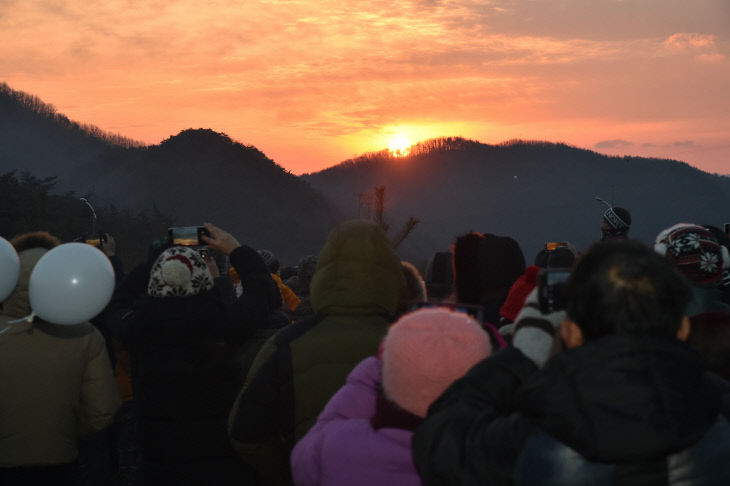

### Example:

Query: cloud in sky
xmin=664 ymin=32 xmax=725 ymax=62
xmin=595 ymin=139 xmax=633 ymax=149
xmin=664 ymin=33 xmax=717 ymax=50
xmin=0 ymin=0 xmax=729 ymax=173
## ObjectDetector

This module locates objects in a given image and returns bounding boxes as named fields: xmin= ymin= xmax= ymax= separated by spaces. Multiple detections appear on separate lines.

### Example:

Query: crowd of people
xmin=1 ymin=202 xmax=730 ymax=486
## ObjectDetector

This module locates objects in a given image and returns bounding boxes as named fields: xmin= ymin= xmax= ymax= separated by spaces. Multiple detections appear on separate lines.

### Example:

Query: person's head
xmin=297 ymin=255 xmax=318 ymax=285
xmin=453 ymin=232 xmax=525 ymax=305
xmin=258 ymin=249 xmax=280 ymax=274
xmin=534 ymin=242 xmax=577 ymax=269
xmin=148 ymin=246 xmax=213 ymax=298
xmin=654 ymin=223 xmax=730 ymax=287
xmin=310 ymin=220 xmax=405 ymax=316
xmin=280 ymin=265 xmax=298 ymax=281
xmin=2 ymin=231 xmax=61 ymax=317
xmin=11 ymin=231 xmax=61 ymax=252
xmin=381 ymin=307 xmax=492 ymax=418
xmin=424 ymin=251 xmax=453 ymax=301
xmin=398 ymin=261 xmax=427 ymax=315
xmin=600 ymin=206 xmax=631 ymax=241
xmin=702 ymin=225 xmax=730 ymax=292
xmin=563 ymin=240 xmax=692 ymax=347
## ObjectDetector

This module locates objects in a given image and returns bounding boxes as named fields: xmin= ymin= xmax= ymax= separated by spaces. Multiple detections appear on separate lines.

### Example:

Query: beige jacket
xmin=0 ymin=247 xmax=120 ymax=467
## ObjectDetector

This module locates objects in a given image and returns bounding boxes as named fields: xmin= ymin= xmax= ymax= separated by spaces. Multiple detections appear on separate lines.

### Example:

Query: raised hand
xmin=201 ymin=222 xmax=241 ymax=256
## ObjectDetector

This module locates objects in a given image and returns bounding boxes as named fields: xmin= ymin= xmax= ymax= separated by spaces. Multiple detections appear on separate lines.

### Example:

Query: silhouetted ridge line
xmin=0 ymin=83 xmax=341 ymax=264
xmin=0 ymin=81 xmax=143 ymax=148
xmin=305 ymin=137 xmax=482 ymax=177
xmin=310 ymin=137 xmax=700 ymax=180
xmin=150 ymin=129 xmax=299 ymax=181
xmin=157 ymin=128 xmax=260 ymax=155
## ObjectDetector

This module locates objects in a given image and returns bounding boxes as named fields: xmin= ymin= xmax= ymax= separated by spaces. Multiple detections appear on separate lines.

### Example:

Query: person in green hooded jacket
xmin=227 ymin=220 xmax=405 ymax=485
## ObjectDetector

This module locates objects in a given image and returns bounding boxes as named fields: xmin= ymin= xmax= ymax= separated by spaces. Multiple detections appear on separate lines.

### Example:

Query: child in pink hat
xmin=291 ymin=307 xmax=492 ymax=486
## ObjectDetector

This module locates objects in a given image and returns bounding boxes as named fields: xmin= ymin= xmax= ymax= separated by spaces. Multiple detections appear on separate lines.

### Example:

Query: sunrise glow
xmin=389 ymin=136 xmax=412 ymax=158
xmin=0 ymin=1 xmax=727 ymax=174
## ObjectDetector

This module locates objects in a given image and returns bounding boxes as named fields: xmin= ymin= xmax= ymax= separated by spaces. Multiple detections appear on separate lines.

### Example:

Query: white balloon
xmin=0 ymin=237 xmax=20 ymax=302
xmin=29 ymin=243 xmax=115 ymax=325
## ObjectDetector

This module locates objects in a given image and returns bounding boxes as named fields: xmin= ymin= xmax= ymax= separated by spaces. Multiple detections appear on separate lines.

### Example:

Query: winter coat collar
xmin=0 ymin=317 xmax=95 ymax=343
xmin=371 ymin=388 xmax=424 ymax=431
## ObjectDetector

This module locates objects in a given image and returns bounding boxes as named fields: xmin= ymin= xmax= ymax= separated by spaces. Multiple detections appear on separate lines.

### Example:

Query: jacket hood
xmin=1 ymin=247 xmax=48 ymax=318
xmin=516 ymin=334 xmax=724 ymax=463
xmin=310 ymin=220 xmax=405 ymax=316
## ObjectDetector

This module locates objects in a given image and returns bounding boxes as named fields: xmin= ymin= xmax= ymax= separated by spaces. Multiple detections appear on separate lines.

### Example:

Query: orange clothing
xmin=272 ymin=273 xmax=301 ymax=312
xmin=231 ymin=266 xmax=300 ymax=312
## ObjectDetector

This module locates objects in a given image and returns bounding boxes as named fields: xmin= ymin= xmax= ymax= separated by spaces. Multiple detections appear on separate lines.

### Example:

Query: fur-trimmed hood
xmin=11 ymin=231 xmax=60 ymax=253
xmin=2 ymin=232 xmax=60 ymax=318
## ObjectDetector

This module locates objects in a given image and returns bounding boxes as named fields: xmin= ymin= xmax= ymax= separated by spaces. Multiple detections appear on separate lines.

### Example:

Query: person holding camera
xmin=412 ymin=240 xmax=730 ymax=485
xmin=108 ymin=222 xmax=280 ymax=485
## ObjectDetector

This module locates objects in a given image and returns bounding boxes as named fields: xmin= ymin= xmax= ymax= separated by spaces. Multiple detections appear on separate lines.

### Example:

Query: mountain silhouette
xmin=303 ymin=137 xmax=730 ymax=265
xmin=0 ymin=83 xmax=340 ymax=263
xmin=3 ymin=82 xmax=729 ymax=268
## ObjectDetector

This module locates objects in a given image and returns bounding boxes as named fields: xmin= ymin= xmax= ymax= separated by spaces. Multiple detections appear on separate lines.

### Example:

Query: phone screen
xmin=169 ymin=227 xmax=205 ymax=246
xmin=546 ymin=241 xmax=568 ymax=251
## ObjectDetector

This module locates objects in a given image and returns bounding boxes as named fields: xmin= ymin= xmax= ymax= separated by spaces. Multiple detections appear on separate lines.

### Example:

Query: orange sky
xmin=1 ymin=0 xmax=729 ymax=174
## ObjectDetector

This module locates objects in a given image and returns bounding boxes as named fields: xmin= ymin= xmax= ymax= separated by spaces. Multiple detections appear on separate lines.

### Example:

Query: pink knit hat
xmin=381 ymin=307 xmax=492 ymax=418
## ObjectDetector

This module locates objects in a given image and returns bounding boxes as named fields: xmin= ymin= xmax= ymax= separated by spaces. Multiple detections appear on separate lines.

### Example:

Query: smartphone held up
xmin=168 ymin=226 xmax=210 ymax=247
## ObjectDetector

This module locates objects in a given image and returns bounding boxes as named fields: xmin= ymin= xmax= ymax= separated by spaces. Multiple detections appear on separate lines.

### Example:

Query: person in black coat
xmin=111 ymin=223 xmax=280 ymax=485
xmin=413 ymin=240 xmax=730 ymax=486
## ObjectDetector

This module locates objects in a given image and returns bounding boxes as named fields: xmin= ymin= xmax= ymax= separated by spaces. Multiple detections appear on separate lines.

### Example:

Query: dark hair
xmin=453 ymin=232 xmax=525 ymax=304
xmin=398 ymin=261 xmax=427 ymax=315
xmin=425 ymin=251 xmax=453 ymax=299
xmin=566 ymin=240 xmax=691 ymax=340
xmin=534 ymin=246 xmax=576 ymax=269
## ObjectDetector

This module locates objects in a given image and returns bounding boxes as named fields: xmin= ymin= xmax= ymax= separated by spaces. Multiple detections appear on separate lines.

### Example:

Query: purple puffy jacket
xmin=290 ymin=356 xmax=421 ymax=486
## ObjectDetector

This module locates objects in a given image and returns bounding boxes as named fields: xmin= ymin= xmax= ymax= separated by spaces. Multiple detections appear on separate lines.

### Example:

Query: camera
xmin=537 ymin=268 xmax=571 ymax=313
xmin=83 ymin=234 xmax=107 ymax=248
xmin=168 ymin=226 xmax=210 ymax=247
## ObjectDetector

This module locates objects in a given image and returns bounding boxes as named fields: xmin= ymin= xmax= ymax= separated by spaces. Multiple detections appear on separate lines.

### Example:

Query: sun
xmin=389 ymin=135 xmax=412 ymax=157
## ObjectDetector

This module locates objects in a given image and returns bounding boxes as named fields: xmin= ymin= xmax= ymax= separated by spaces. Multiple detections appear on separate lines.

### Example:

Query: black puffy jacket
xmin=112 ymin=245 xmax=279 ymax=485
xmin=413 ymin=335 xmax=730 ymax=486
